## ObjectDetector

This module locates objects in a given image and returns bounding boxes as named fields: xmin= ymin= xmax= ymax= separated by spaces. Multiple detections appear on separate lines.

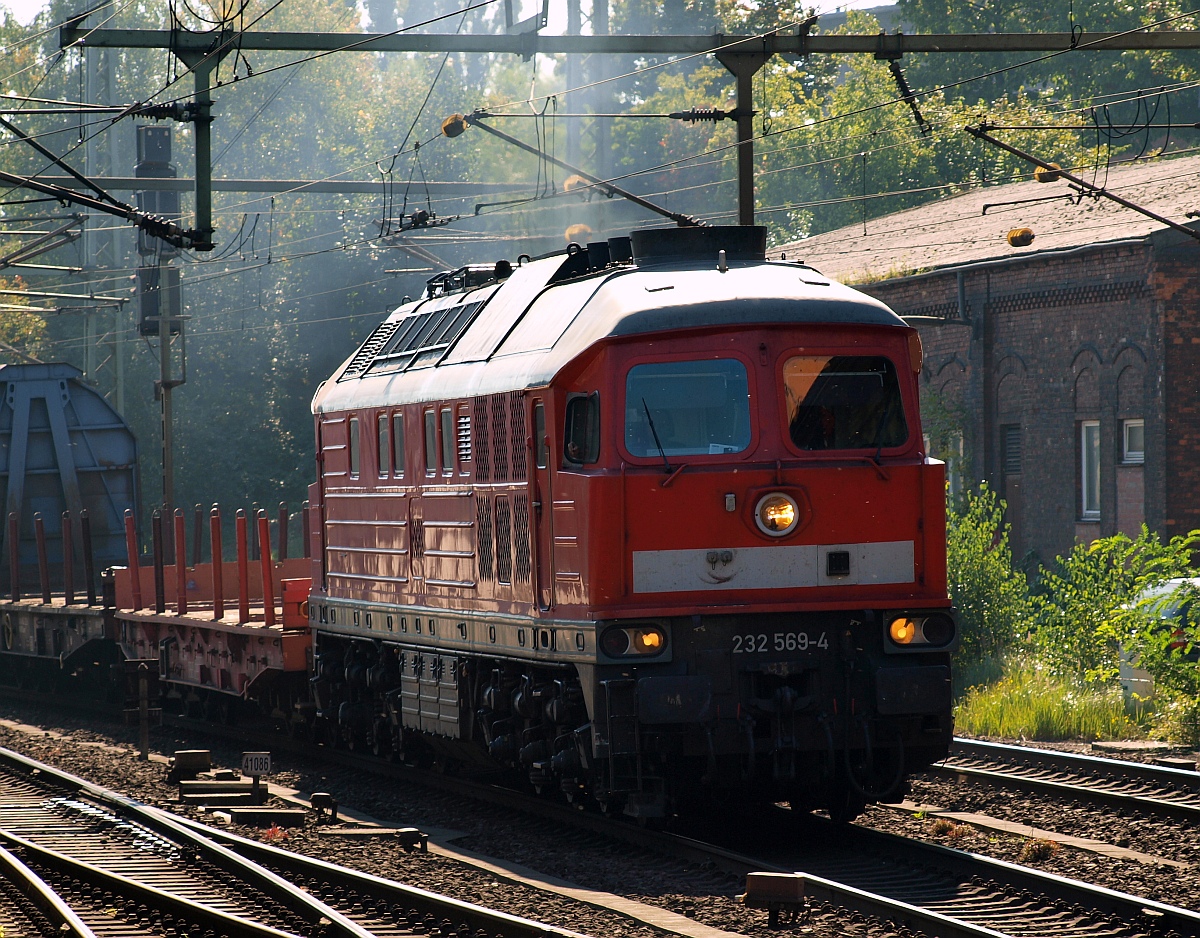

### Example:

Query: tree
xmin=895 ymin=0 xmax=1200 ymax=136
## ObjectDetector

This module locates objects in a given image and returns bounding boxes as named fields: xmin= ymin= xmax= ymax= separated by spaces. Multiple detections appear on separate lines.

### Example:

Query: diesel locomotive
xmin=305 ymin=225 xmax=956 ymax=821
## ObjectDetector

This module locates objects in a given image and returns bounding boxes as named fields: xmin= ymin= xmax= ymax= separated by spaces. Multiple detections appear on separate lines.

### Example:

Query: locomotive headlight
xmin=889 ymin=617 xmax=919 ymax=645
xmin=755 ymin=493 xmax=799 ymax=537
xmin=887 ymin=614 xmax=957 ymax=649
xmin=600 ymin=624 xmax=667 ymax=658
xmin=632 ymin=628 xmax=664 ymax=653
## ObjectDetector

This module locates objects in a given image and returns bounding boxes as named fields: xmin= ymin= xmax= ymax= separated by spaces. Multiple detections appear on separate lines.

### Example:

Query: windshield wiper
xmin=868 ymin=396 xmax=896 ymax=481
xmin=641 ymin=397 xmax=673 ymax=474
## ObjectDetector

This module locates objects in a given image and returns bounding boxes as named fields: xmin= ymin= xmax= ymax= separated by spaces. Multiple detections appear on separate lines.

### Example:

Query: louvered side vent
xmin=474 ymin=398 xmax=490 ymax=482
xmin=411 ymin=521 xmax=425 ymax=559
xmin=339 ymin=320 xmax=400 ymax=380
xmin=513 ymin=493 xmax=531 ymax=583
xmin=457 ymin=412 xmax=472 ymax=463
xmin=476 ymin=497 xmax=494 ymax=581
xmin=494 ymin=497 xmax=512 ymax=583
xmin=491 ymin=394 xmax=510 ymax=482
xmin=509 ymin=390 xmax=527 ymax=481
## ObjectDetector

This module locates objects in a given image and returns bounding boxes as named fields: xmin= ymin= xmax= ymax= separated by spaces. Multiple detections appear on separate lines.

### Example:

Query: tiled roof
xmin=772 ymin=152 xmax=1200 ymax=280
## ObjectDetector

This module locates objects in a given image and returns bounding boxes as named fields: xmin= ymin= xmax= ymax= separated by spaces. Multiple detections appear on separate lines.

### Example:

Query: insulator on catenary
xmin=1035 ymin=162 xmax=1064 ymax=183
xmin=669 ymin=107 xmax=728 ymax=123
xmin=1007 ymin=227 xmax=1035 ymax=247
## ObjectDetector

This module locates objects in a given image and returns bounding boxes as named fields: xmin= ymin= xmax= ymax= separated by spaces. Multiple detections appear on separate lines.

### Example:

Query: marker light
xmin=887 ymin=614 xmax=956 ymax=648
xmin=600 ymin=624 xmax=667 ymax=658
xmin=889 ymin=617 xmax=918 ymax=645
xmin=755 ymin=492 xmax=799 ymax=537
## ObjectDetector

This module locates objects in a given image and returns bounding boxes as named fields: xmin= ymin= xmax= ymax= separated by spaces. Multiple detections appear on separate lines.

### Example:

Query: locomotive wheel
xmin=370 ymin=722 xmax=389 ymax=758
xmin=826 ymin=788 xmax=866 ymax=825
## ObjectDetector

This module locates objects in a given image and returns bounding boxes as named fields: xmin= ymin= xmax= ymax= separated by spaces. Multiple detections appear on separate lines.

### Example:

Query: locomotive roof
xmin=312 ymin=248 xmax=907 ymax=414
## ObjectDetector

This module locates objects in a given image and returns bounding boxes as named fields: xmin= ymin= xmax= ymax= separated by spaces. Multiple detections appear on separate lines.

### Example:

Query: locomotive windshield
xmin=785 ymin=355 xmax=908 ymax=451
xmin=625 ymin=359 xmax=751 ymax=457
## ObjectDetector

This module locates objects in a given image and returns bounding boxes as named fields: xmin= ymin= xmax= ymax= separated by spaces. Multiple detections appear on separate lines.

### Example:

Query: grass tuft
xmin=929 ymin=818 xmax=956 ymax=835
xmin=954 ymin=665 xmax=1142 ymax=741
xmin=929 ymin=818 xmax=970 ymax=841
xmin=1018 ymin=838 xmax=1060 ymax=863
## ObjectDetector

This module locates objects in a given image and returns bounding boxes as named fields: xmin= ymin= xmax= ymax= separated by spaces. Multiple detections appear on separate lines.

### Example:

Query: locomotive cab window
xmin=784 ymin=356 xmax=908 ymax=451
xmin=564 ymin=392 xmax=600 ymax=465
xmin=348 ymin=416 xmax=360 ymax=477
xmin=625 ymin=359 xmax=750 ymax=458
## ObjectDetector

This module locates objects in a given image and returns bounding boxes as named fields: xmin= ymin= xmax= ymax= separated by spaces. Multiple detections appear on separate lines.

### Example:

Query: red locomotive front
xmin=308 ymin=226 xmax=954 ymax=820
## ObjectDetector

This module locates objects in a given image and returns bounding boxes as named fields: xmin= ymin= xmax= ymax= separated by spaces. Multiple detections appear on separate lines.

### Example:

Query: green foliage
xmin=1110 ymin=574 xmax=1200 ymax=745
xmin=896 ymin=0 xmax=1200 ymax=120
xmin=0 ymin=275 xmax=46 ymax=359
xmin=946 ymin=483 xmax=1030 ymax=683
xmin=1032 ymin=527 xmax=1200 ymax=685
xmin=1152 ymin=694 xmax=1200 ymax=748
xmin=954 ymin=665 xmax=1143 ymax=741
xmin=1115 ymin=579 xmax=1200 ymax=698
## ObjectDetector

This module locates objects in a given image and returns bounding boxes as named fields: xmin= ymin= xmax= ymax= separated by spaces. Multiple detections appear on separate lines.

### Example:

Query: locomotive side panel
xmin=319 ymin=411 xmax=411 ymax=604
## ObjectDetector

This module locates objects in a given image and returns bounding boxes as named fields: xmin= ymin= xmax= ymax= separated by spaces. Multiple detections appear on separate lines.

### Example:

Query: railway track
xmin=0 ymin=743 xmax=587 ymax=938
xmin=147 ymin=714 xmax=1200 ymax=938
xmin=936 ymin=737 xmax=1200 ymax=820
xmin=2 ymin=693 xmax=1196 ymax=938
xmin=735 ymin=812 xmax=1200 ymax=938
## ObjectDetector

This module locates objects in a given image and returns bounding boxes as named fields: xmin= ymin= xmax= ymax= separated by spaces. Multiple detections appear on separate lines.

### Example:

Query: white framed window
xmin=1123 ymin=419 xmax=1145 ymax=464
xmin=1081 ymin=420 xmax=1100 ymax=519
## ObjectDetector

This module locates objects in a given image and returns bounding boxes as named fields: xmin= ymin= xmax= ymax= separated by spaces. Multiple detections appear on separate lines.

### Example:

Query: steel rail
xmin=0 ymin=842 xmax=97 ymax=938
xmin=166 ymin=810 xmax=594 ymax=938
xmin=940 ymin=737 xmax=1200 ymax=820
xmin=952 ymin=736 xmax=1200 ymax=786
xmin=0 ymin=826 xmax=301 ymax=938
xmin=844 ymin=824 xmax=1200 ymax=937
xmin=785 ymin=871 xmax=1012 ymax=938
xmin=0 ymin=745 xmax=376 ymax=938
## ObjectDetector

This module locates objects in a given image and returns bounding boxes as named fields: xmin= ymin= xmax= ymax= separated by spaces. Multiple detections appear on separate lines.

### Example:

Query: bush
xmin=1033 ymin=528 xmax=1200 ymax=686
xmin=1111 ymin=572 xmax=1200 ymax=745
xmin=946 ymin=484 xmax=1031 ymax=687
xmin=1151 ymin=694 xmax=1200 ymax=748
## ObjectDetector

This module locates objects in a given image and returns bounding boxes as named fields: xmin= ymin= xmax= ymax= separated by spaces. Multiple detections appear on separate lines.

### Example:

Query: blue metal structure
xmin=0 ymin=363 xmax=138 ymax=592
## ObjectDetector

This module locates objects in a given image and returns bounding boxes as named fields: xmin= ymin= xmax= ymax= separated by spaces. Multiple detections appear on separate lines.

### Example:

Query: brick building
xmin=776 ymin=154 xmax=1200 ymax=566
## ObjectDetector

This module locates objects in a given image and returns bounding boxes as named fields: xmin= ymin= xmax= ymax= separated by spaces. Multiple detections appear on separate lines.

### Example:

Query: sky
xmin=2 ymin=0 xmax=44 ymax=23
